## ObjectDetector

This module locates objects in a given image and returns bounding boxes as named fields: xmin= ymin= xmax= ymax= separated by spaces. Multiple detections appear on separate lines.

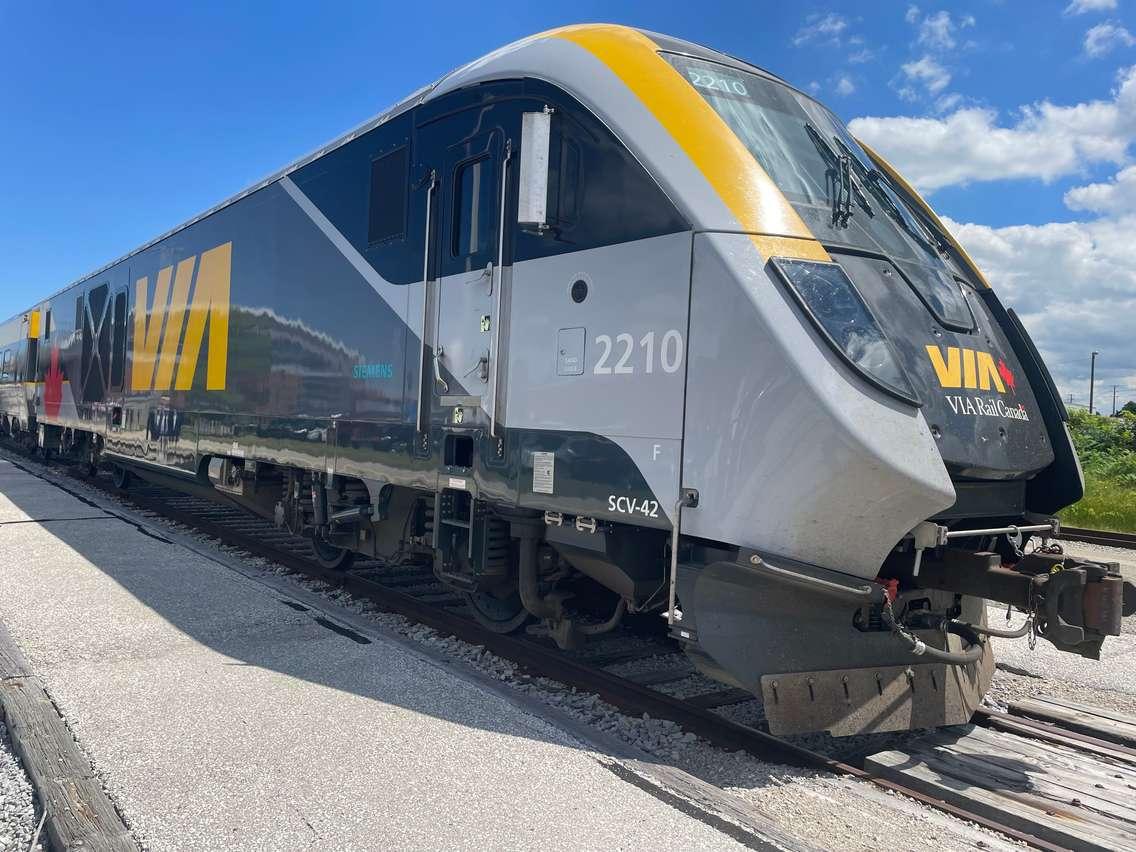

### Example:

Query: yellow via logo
xmin=924 ymin=344 xmax=1010 ymax=393
xmin=131 ymin=242 xmax=231 ymax=392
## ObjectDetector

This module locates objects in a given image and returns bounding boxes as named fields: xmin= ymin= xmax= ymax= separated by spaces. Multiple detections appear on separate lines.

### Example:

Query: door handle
xmin=433 ymin=345 xmax=449 ymax=394
xmin=463 ymin=353 xmax=489 ymax=383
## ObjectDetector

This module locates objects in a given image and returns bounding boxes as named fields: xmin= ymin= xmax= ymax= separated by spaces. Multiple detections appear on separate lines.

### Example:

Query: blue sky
xmin=1 ymin=1 xmax=1133 ymax=406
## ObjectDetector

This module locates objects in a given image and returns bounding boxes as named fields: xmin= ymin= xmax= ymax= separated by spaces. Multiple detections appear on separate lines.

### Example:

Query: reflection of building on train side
xmin=236 ymin=307 xmax=363 ymax=416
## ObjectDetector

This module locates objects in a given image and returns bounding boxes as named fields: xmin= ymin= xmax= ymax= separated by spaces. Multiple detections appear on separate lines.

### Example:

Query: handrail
xmin=416 ymin=170 xmax=437 ymax=434
xmin=490 ymin=140 xmax=512 ymax=438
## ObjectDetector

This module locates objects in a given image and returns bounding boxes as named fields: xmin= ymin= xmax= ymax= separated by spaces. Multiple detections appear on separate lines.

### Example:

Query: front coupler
xmin=913 ymin=548 xmax=1135 ymax=658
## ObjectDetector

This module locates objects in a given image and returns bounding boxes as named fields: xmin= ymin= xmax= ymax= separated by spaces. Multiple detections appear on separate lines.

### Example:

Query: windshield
xmin=665 ymin=53 xmax=976 ymax=330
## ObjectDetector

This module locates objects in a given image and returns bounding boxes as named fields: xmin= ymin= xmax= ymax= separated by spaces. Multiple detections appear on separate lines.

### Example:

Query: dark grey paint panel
xmin=514 ymin=429 xmax=669 ymax=530
xmin=832 ymin=251 xmax=1053 ymax=478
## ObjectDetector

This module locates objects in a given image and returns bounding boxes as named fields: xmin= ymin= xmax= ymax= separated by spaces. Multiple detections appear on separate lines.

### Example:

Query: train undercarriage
xmin=201 ymin=452 xmax=653 ymax=648
xmin=6 ymin=413 xmax=1131 ymax=737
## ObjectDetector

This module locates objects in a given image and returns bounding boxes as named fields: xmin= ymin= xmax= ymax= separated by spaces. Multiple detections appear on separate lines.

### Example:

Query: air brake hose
xmin=881 ymin=604 xmax=986 ymax=665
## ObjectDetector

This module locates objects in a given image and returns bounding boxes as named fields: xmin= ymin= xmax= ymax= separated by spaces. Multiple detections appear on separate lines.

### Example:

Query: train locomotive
xmin=2 ymin=24 xmax=1132 ymax=736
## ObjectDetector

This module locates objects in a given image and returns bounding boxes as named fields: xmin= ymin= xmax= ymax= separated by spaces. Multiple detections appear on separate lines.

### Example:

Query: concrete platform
xmin=0 ymin=460 xmax=767 ymax=851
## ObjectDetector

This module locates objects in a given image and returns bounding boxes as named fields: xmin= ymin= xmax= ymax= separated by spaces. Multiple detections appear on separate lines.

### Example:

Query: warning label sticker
xmin=532 ymin=452 xmax=555 ymax=495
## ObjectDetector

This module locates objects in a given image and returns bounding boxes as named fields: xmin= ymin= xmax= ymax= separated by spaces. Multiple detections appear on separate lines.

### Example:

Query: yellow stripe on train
xmin=549 ymin=24 xmax=830 ymax=263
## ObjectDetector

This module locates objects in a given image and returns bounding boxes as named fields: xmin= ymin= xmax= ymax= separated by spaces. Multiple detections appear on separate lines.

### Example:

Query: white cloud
xmin=917 ymin=10 xmax=971 ymax=51
xmin=835 ymin=75 xmax=856 ymax=96
xmin=943 ymin=214 xmax=1136 ymax=398
xmin=808 ymin=80 xmax=821 ymax=95
xmin=892 ymin=10 xmax=976 ymax=105
xmin=1065 ymin=0 xmax=1118 ymax=15
xmin=1065 ymin=164 xmax=1136 ymax=214
xmin=919 ymin=11 xmax=954 ymax=50
xmin=934 ymin=92 xmax=964 ymax=113
xmin=943 ymin=215 xmax=1136 ymax=309
xmin=793 ymin=13 xmax=848 ymax=47
xmin=1084 ymin=21 xmax=1136 ymax=57
xmin=795 ymin=11 xmax=880 ymax=74
xmin=899 ymin=55 xmax=952 ymax=97
xmin=850 ymin=66 xmax=1136 ymax=192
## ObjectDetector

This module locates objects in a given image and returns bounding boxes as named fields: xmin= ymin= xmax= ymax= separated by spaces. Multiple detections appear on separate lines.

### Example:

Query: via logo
xmin=925 ymin=345 xmax=1015 ymax=394
xmin=132 ymin=242 xmax=232 ymax=392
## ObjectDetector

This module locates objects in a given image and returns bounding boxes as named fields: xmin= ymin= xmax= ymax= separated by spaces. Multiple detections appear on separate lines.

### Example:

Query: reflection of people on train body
xmin=147 ymin=408 xmax=181 ymax=442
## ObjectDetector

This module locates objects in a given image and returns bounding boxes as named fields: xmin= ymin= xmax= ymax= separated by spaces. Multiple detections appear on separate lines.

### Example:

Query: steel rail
xmin=1058 ymin=525 xmax=1136 ymax=551
xmin=973 ymin=706 xmax=1136 ymax=760
xmin=11 ymin=452 xmax=1069 ymax=852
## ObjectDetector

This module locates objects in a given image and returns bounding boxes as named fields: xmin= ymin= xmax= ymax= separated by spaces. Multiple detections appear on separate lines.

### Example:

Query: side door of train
xmin=413 ymin=95 xmax=515 ymax=437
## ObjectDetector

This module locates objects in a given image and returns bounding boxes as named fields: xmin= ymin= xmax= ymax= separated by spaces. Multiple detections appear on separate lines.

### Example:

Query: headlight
xmin=898 ymin=264 xmax=976 ymax=332
xmin=770 ymin=258 xmax=920 ymax=406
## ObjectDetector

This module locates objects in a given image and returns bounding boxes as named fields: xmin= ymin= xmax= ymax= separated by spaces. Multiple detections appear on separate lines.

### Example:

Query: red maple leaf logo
xmin=44 ymin=347 xmax=63 ymax=417
xmin=997 ymin=358 xmax=1016 ymax=393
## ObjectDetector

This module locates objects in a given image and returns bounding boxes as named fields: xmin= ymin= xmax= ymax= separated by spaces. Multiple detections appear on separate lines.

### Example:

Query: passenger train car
xmin=3 ymin=24 xmax=1131 ymax=736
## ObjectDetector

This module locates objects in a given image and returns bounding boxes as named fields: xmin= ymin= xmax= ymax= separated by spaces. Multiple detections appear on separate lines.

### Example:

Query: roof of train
xmin=24 ymin=24 xmax=794 ymax=314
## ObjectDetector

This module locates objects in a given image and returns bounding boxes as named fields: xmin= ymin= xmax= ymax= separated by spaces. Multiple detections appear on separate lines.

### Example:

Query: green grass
xmin=1055 ymin=408 xmax=1136 ymax=534
xmin=1059 ymin=471 xmax=1136 ymax=533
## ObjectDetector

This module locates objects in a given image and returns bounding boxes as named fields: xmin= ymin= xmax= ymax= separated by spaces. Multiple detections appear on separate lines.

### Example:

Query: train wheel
xmin=111 ymin=465 xmax=131 ymax=489
xmin=465 ymin=587 xmax=532 ymax=634
xmin=311 ymin=534 xmax=355 ymax=571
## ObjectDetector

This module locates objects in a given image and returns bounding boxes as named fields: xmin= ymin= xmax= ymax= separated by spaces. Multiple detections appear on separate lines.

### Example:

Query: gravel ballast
xmin=0 ymin=720 xmax=42 ymax=852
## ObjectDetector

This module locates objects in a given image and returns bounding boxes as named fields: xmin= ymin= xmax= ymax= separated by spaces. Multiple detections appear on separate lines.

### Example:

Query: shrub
xmin=1061 ymin=409 xmax=1136 ymax=531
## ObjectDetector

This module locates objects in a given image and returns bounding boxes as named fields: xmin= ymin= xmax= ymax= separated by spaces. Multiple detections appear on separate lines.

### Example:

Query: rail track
xmin=7 ymin=450 xmax=1133 ymax=852
xmin=1059 ymin=525 xmax=1136 ymax=551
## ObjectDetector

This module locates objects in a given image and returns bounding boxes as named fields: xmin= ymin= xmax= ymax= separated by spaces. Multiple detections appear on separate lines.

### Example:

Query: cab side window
xmin=1 ymin=349 xmax=11 ymax=382
xmin=514 ymin=89 xmax=687 ymax=262
xmin=452 ymin=156 xmax=495 ymax=260
xmin=554 ymin=138 xmax=581 ymax=226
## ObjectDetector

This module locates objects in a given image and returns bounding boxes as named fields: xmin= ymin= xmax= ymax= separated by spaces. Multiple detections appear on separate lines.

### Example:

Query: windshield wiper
xmin=806 ymin=123 xmax=875 ymax=227
xmin=804 ymin=124 xmax=854 ymax=228
xmin=831 ymin=136 xmax=951 ymax=255
xmin=878 ymin=171 xmax=952 ymax=255
xmin=876 ymin=170 xmax=950 ymax=255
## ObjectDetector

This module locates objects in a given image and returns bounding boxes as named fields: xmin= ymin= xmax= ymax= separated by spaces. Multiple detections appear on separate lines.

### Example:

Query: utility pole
xmin=1089 ymin=351 xmax=1099 ymax=414
xmin=1114 ymin=385 xmax=1119 ymax=415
